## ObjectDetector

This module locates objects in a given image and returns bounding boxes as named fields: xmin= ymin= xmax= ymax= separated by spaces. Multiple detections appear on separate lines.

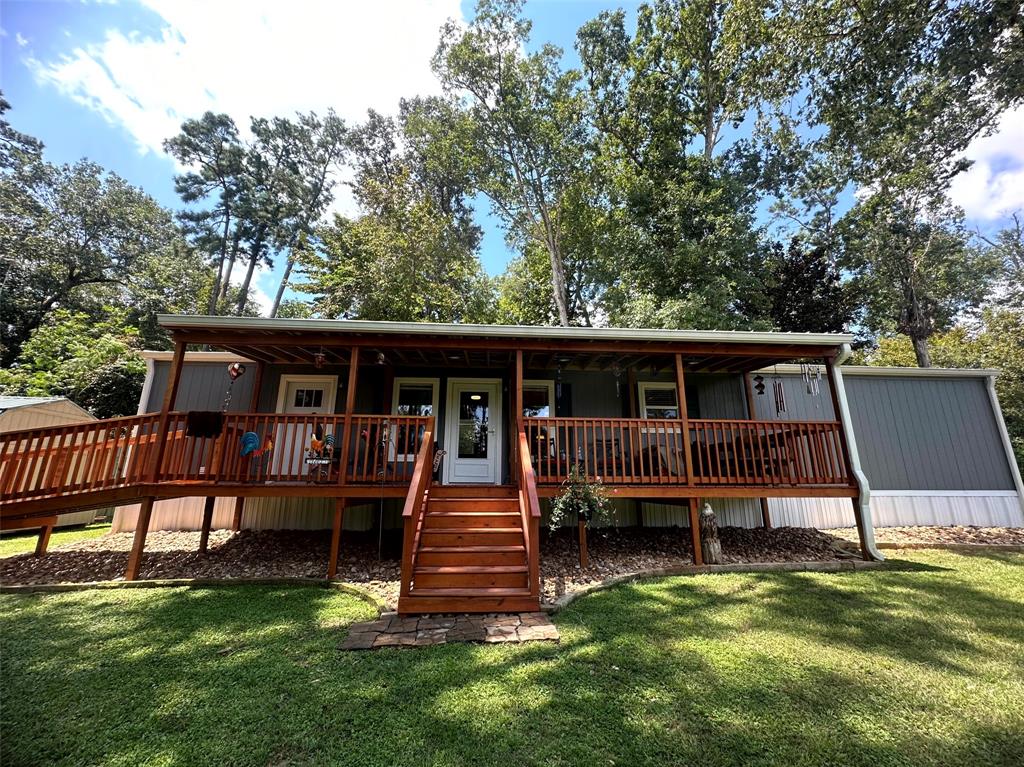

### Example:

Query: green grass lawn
xmin=0 ymin=522 xmax=111 ymax=558
xmin=2 ymin=550 xmax=1022 ymax=767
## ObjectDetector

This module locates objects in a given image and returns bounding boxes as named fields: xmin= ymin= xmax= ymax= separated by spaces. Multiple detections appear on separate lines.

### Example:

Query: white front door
xmin=444 ymin=378 xmax=502 ymax=484
xmin=275 ymin=375 xmax=338 ymax=477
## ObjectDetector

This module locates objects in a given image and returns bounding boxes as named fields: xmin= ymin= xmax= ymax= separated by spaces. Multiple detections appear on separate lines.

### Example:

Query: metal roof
xmin=0 ymin=396 xmax=67 ymax=412
xmin=157 ymin=315 xmax=855 ymax=346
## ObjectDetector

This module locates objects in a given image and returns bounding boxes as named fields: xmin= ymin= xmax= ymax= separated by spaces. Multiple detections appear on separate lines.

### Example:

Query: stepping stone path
xmin=339 ymin=612 xmax=559 ymax=650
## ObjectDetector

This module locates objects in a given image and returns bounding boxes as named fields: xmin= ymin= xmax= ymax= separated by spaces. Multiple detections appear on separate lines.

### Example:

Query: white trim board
xmin=870 ymin=490 xmax=1020 ymax=497
xmin=275 ymin=374 xmax=339 ymax=414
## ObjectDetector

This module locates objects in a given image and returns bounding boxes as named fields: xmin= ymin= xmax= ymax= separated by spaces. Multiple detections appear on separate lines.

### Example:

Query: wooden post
xmin=231 ymin=498 xmax=245 ymax=532
xmin=577 ymin=519 xmax=588 ymax=568
xmin=230 ymin=360 xmax=263 ymax=533
xmin=327 ymin=498 xmax=346 ymax=578
xmin=125 ymin=497 xmax=154 ymax=580
xmin=198 ymin=496 xmax=215 ymax=553
xmin=688 ymin=497 xmax=703 ymax=566
xmin=336 ymin=347 xmax=360 ymax=485
xmin=825 ymin=358 xmax=871 ymax=560
xmin=514 ymin=350 xmax=524 ymax=478
xmin=148 ymin=340 xmax=186 ymax=482
xmin=743 ymin=373 xmax=772 ymax=529
xmin=675 ymin=354 xmax=694 ymax=482
xmin=34 ymin=524 xmax=53 ymax=557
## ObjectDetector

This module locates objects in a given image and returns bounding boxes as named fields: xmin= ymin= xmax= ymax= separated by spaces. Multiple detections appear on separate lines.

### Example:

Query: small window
xmin=522 ymin=380 xmax=555 ymax=417
xmin=391 ymin=378 xmax=440 ymax=462
xmin=293 ymin=388 xmax=324 ymax=408
xmin=639 ymin=382 xmax=678 ymax=419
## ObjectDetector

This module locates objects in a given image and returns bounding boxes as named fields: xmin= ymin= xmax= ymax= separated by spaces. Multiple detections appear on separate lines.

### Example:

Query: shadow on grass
xmin=2 ymin=550 xmax=1023 ymax=767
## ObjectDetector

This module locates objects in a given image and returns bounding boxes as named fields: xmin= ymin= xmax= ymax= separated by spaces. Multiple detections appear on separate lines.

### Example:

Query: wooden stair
xmin=398 ymin=486 xmax=539 ymax=614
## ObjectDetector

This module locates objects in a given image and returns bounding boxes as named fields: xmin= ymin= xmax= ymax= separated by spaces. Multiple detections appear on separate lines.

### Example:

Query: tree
xmin=980 ymin=212 xmax=1024 ymax=311
xmin=429 ymin=0 xmax=588 ymax=325
xmin=844 ymin=194 xmax=1001 ymax=367
xmin=0 ymin=158 xmax=181 ymax=365
xmin=856 ymin=308 xmax=1024 ymax=470
xmin=298 ymin=167 xmax=495 ymax=323
xmin=0 ymin=309 xmax=146 ymax=418
xmin=761 ymin=238 xmax=859 ymax=333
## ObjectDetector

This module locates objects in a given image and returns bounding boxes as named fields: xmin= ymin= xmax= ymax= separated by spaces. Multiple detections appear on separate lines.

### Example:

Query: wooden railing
xmin=516 ymin=427 xmax=542 ymax=600
xmin=399 ymin=421 xmax=434 ymax=599
xmin=1 ymin=413 xmax=433 ymax=509
xmin=523 ymin=417 xmax=851 ymax=487
xmin=154 ymin=412 xmax=432 ymax=485
xmin=0 ymin=414 xmax=160 ymax=503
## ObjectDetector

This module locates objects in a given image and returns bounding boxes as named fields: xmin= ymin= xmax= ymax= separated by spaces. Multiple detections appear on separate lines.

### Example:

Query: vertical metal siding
xmin=148 ymin=361 xmax=256 ymax=413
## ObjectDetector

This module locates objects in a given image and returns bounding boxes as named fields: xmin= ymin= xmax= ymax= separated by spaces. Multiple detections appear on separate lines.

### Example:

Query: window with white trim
xmin=638 ymin=382 xmax=679 ymax=419
xmin=391 ymin=378 xmax=439 ymax=461
xmin=522 ymin=380 xmax=555 ymax=417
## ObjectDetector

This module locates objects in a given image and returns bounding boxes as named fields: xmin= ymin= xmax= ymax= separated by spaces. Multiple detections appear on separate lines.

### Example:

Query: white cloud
xmin=949 ymin=107 xmax=1024 ymax=220
xmin=15 ymin=32 xmax=29 ymax=47
xmin=28 ymin=0 xmax=463 ymax=159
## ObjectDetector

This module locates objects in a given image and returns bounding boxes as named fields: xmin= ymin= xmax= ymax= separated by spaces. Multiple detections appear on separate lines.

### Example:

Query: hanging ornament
xmin=555 ymin=361 xmax=563 ymax=400
xmin=313 ymin=348 xmax=326 ymax=369
xmin=222 ymin=363 xmax=247 ymax=412
xmin=753 ymin=374 xmax=766 ymax=396
xmin=772 ymin=366 xmax=787 ymax=415
xmin=611 ymin=362 xmax=623 ymax=398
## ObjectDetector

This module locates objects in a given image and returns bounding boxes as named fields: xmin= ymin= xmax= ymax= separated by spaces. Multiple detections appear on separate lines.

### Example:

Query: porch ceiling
xmin=163 ymin=318 xmax=846 ymax=373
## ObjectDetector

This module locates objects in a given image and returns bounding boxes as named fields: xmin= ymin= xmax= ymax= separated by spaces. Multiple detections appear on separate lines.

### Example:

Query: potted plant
xmin=550 ymin=464 xmax=612 ymax=568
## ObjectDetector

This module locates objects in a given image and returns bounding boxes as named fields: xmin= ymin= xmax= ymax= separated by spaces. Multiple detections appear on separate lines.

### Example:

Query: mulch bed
xmin=828 ymin=525 xmax=1024 ymax=546
xmin=539 ymin=526 xmax=856 ymax=601
xmin=1 ymin=526 xmax=857 ymax=608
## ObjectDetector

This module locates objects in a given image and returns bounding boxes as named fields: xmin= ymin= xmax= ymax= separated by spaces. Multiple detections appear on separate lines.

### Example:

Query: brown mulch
xmin=828 ymin=525 xmax=1024 ymax=546
xmin=2 ymin=526 xmax=857 ymax=608
xmin=539 ymin=526 xmax=856 ymax=602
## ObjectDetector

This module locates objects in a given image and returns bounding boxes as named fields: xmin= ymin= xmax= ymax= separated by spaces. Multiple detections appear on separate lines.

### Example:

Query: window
xmin=638 ymin=382 xmax=679 ymax=419
xmin=391 ymin=378 xmax=439 ymax=461
xmin=522 ymin=380 xmax=555 ymax=417
xmin=292 ymin=388 xmax=324 ymax=409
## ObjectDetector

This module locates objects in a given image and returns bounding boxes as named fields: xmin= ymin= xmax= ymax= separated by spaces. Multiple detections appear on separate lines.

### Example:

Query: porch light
xmin=376 ymin=351 xmax=387 ymax=366
xmin=470 ymin=394 xmax=482 ymax=401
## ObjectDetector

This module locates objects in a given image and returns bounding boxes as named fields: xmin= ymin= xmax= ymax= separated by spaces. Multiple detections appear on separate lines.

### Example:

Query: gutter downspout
xmin=985 ymin=374 xmax=1024 ymax=518
xmin=136 ymin=357 xmax=156 ymax=415
xmin=832 ymin=343 xmax=884 ymax=561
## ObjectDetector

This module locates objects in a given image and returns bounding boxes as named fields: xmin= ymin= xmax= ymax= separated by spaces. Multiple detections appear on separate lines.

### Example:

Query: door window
xmin=457 ymin=390 xmax=489 ymax=458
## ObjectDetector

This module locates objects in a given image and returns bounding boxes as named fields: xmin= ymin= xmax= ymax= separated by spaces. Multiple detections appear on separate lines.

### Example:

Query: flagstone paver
xmin=340 ymin=612 xmax=560 ymax=650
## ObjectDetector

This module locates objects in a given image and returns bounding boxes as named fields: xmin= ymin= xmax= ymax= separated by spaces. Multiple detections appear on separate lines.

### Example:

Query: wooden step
xmin=430 ymin=485 xmax=516 ymax=498
xmin=414 ymin=565 xmax=528 ymax=589
xmin=423 ymin=511 xmax=521 ymax=529
xmin=419 ymin=528 xmax=524 ymax=546
xmin=400 ymin=586 xmax=538 ymax=615
xmin=417 ymin=545 xmax=526 ymax=566
xmin=428 ymin=498 xmax=518 ymax=512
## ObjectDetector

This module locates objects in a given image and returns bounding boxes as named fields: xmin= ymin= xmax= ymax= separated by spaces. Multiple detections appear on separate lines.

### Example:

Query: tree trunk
xmin=236 ymin=245 xmax=260 ymax=315
xmin=545 ymin=238 xmax=571 ymax=326
xmin=270 ymin=255 xmax=294 ymax=318
xmin=911 ymin=335 xmax=932 ymax=368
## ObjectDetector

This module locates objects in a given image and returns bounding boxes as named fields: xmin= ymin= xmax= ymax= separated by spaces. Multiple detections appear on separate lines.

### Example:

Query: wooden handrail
xmin=399 ymin=420 xmax=434 ymax=599
xmin=523 ymin=416 xmax=852 ymax=488
xmin=517 ymin=427 xmax=541 ymax=599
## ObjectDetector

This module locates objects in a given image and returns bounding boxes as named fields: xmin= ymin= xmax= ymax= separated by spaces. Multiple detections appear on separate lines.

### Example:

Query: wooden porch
xmin=1 ymin=317 xmax=873 ymax=614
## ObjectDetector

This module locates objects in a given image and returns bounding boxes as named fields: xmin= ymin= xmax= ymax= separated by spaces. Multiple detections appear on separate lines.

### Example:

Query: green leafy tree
xmin=0 ymin=157 xmax=181 ymax=365
xmin=980 ymin=212 xmax=1024 ymax=311
xmin=429 ymin=0 xmax=588 ymax=325
xmin=0 ymin=309 xmax=146 ymax=418
xmin=856 ymin=308 xmax=1024 ymax=469
xmin=760 ymin=238 xmax=859 ymax=333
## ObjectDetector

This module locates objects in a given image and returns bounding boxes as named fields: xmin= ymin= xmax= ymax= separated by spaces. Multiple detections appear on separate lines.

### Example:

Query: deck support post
xmin=327 ymin=499 xmax=346 ymax=579
xmin=198 ymin=496 xmax=215 ymax=553
xmin=742 ymin=372 xmax=772 ymax=529
xmin=688 ymin=497 xmax=703 ymax=566
xmin=34 ymin=524 xmax=53 ymax=556
xmin=674 ymin=355 xmax=694 ymax=481
xmin=148 ymin=339 xmax=185 ymax=482
xmin=125 ymin=497 xmax=154 ymax=580
xmin=337 ymin=347 xmax=360 ymax=487
xmin=231 ymin=498 xmax=245 ymax=532
xmin=577 ymin=520 xmax=588 ymax=568
xmin=514 ymin=350 xmax=524 ymax=473
xmin=758 ymin=499 xmax=771 ymax=528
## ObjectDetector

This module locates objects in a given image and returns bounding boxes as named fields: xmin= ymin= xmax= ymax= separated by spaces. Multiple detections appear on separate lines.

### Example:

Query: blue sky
xmin=2 ymin=0 xmax=1021 ymax=314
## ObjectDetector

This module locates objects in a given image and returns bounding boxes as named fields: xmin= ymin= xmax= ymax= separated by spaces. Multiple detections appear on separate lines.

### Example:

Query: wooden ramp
xmin=398 ymin=486 xmax=540 ymax=614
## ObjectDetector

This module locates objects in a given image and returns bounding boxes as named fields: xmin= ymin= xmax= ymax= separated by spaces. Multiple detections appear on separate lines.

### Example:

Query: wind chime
xmin=772 ymin=366 xmax=787 ymax=415
xmin=801 ymin=363 xmax=822 ymax=397
xmin=611 ymin=362 xmax=623 ymax=398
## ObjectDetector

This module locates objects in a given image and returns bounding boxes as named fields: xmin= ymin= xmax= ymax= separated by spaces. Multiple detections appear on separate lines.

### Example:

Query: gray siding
xmin=845 ymin=375 xmax=1014 ymax=491
xmin=147 ymin=361 xmax=256 ymax=413
xmin=751 ymin=373 xmax=836 ymax=421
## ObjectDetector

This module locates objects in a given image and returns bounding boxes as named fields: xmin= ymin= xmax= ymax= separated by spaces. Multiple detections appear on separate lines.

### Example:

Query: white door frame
xmin=275 ymin=374 xmax=339 ymax=414
xmin=443 ymin=377 xmax=503 ymax=485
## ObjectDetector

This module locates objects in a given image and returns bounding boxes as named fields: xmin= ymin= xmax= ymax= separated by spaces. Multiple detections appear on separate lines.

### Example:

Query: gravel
xmin=2 ymin=526 xmax=858 ymax=608
xmin=828 ymin=525 xmax=1024 ymax=546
